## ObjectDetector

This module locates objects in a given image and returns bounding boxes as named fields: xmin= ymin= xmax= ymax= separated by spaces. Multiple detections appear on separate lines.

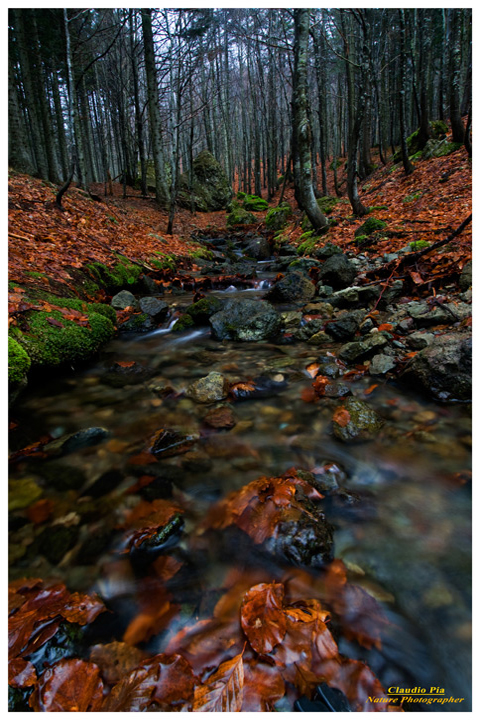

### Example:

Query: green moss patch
xmin=354 ymin=217 xmax=387 ymax=238
xmin=265 ymin=203 xmax=292 ymax=231
xmin=8 ymin=336 xmax=31 ymax=384
xmin=409 ymin=240 xmax=431 ymax=251
xmin=14 ymin=308 xmax=115 ymax=370
xmin=227 ymin=207 xmax=256 ymax=226
xmin=297 ymin=231 xmax=317 ymax=255
xmin=242 ymin=194 xmax=269 ymax=212
xmin=86 ymin=259 xmax=142 ymax=292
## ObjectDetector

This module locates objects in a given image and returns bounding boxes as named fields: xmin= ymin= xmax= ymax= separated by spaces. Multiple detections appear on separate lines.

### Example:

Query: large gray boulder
xmin=210 ymin=298 xmax=282 ymax=341
xmin=402 ymin=333 xmax=472 ymax=401
xmin=177 ymin=150 xmax=232 ymax=211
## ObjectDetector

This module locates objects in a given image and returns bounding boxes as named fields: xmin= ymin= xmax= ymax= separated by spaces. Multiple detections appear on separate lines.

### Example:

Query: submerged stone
xmin=332 ymin=397 xmax=384 ymax=442
xmin=186 ymin=372 xmax=229 ymax=403
xmin=43 ymin=427 xmax=110 ymax=457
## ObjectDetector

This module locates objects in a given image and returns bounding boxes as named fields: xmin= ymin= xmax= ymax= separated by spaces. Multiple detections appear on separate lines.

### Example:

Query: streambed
xmin=9 ymin=251 xmax=472 ymax=711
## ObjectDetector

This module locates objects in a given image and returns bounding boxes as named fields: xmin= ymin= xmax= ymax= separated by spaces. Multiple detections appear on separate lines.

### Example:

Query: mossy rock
xmin=149 ymin=253 xmax=177 ymax=271
xmin=227 ymin=207 xmax=256 ymax=226
xmin=186 ymin=296 xmax=224 ymax=325
xmin=422 ymin=139 xmax=463 ymax=159
xmin=242 ymin=194 xmax=269 ymax=212
xmin=15 ymin=308 xmax=115 ymax=369
xmin=190 ymin=248 xmax=213 ymax=261
xmin=177 ymin=150 xmax=233 ymax=212
xmin=8 ymin=336 xmax=31 ymax=385
xmin=172 ymin=314 xmax=195 ymax=332
xmin=87 ymin=260 xmax=142 ymax=293
xmin=297 ymin=231 xmax=317 ymax=255
xmin=264 ymin=203 xmax=292 ymax=231
xmin=354 ymin=217 xmax=387 ymax=238
xmin=393 ymin=120 xmax=450 ymax=162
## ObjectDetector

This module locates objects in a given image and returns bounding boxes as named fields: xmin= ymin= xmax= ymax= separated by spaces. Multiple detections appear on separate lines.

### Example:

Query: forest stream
xmin=8 ymin=237 xmax=472 ymax=712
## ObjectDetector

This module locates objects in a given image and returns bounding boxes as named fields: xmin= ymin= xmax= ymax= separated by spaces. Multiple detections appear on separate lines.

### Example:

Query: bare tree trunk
xmin=141 ymin=8 xmax=169 ymax=206
xmin=292 ymin=9 xmax=328 ymax=230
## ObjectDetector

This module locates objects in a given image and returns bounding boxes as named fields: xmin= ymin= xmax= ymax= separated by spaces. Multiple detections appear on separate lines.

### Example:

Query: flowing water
xmin=9 ymin=258 xmax=472 ymax=711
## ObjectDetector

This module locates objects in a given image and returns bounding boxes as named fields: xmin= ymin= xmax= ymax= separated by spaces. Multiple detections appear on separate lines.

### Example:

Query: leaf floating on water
xmin=193 ymin=652 xmax=244 ymax=712
xmin=240 ymin=583 xmax=286 ymax=654
xmin=8 ymin=657 xmax=37 ymax=688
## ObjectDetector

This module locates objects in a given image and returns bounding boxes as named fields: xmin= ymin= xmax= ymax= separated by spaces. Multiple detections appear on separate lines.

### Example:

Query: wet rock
xmin=322 ymin=381 xmax=351 ymax=398
xmin=36 ymin=463 xmax=87 ymax=492
xmin=9 ymin=476 xmax=42 ymax=511
xmin=294 ymin=318 xmax=325 ymax=341
xmin=338 ymin=333 xmax=388 ymax=363
xmin=230 ymin=375 xmax=288 ymax=400
xmin=78 ymin=527 xmax=114 ymax=564
xmin=186 ymin=372 xmax=229 ymax=403
xmin=317 ymin=255 xmax=357 ymax=290
xmin=327 ymin=285 xmax=381 ymax=309
xmin=119 ymin=313 xmax=155 ymax=333
xmin=243 ymin=236 xmax=271 ymax=260
xmin=332 ymin=397 xmax=384 ymax=442
xmin=186 ymin=296 xmax=224 ymax=325
xmin=287 ymin=257 xmax=319 ymax=274
xmin=203 ymin=405 xmax=237 ymax=429
xmin=406 ymin=331 xmax=435 ymax=350
xmin=37 ymin=524 xmax=80 ymax=565
xmin=172 ymin=314 xmax=195 ymax=332
xmin=459 ymin=260 xmax=472 ymax=291
xmin=281 ymin=310 xmax=303 ymax=330
xmin=149 ymin=428 xmax=199 ymax=458
xmin=405 ymin=300 xmax=471 ymax=328
xmin=263 ymin=499 xmax=335 ymax=568
xmin=395 ymin=317 xmax=416 ymax=334
xmin=103 ymin=361 xmax=151 ymax=387
xmin=313 ymin=242 xmax=343 ymax=259
xmin=307 ymin=331 xmax=331 ymax=346
xmin=210 ymin=298 xmax=282 ymax=341
xmin=111 ymin=290 xmax=138 ymax=311
xmin=129 ymin=514 xmax=184 ymax=563
xmin=325 ymin=313 xmax=360 ymax=341
xmin=265 ymin=271 xmax=316 ymax=304
xmin=43 ymin=427 xmax=110 ymax=457
xmin=369 ymin=354 xmax=396 ymax=375
xmin=181 ymin=450 xmax=214 ymax=473
xmin=359 ymin=317 xmax=375 ymax=334
xmin=402 ymin=333 xmax=472 ymax=401
xmin=379 ymin=279 xmax=404 ymax=307
xmin=138 ymin=297 xmax=169 ymax=320
xmin=142 ymin=275 xmax=160 ymax=294
xmin=82 ymin=469 xmax=124 ymax=498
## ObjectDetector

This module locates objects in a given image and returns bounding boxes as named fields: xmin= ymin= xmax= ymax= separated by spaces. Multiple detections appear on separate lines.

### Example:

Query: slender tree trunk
xmin=292 ymin=9 xmax=328 ymax=230
xmin=398 ymin=10 xmax=414 ymax=175
xmin=141 ymin=8 xmax=169 ymax=206
xmin=449 ymin=9 xmax=465 ymax=143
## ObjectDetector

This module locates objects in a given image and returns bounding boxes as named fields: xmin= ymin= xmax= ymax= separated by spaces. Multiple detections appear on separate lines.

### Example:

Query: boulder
xmin=402 ymin=333 xmax=472 ymax=401
xmin=317 ymin=255 xmax=357 ymax=289
xmin=265 ymin=271 xmax=316 ymax=304
xmin=177 ymin=150 xmax=232 ymax=211
xmin=138 ymin=297 xmax=169 ymax=320
xmin=210 ymin=299 xmax=282 ymax=341
xmin=264 ymin=203 xmax=292 ymax=231
xmin=227 ymin=207 xmax=256 ymax=226
xmin=332 ymin=397 xmax=384 ymax=442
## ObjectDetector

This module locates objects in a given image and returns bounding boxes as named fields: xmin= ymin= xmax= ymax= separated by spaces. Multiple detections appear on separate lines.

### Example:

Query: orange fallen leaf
xmin=332 ymin=407 xmax=351 ymax=427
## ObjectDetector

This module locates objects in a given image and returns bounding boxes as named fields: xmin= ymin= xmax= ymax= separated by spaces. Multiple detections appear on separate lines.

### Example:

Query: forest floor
xmin=8 ymin=144 xmax=471 ymax=306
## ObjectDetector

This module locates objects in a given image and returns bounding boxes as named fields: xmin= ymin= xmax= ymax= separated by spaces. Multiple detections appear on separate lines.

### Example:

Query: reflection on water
xmin=9 ymin=285 xmax=471 ymax=710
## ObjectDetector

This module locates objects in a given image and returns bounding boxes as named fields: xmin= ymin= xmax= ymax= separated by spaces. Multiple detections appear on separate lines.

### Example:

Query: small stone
xmin=369 ymin=354 xmax=396 ymax=375
xmin=406 ymin=331 xmax=435 ymax=350
xmin=307 ymin=331 xmax=331 ymax=345
xmin=203 ymin=405 xmax=237 ymax=429
xmin=111 ymin=290 xmax=138 ymax=310
xmin=332 ymin=397 xmax=384 ymax=442
xmin=43 ymin=427 xmax=110 ymax=457
xmin=186 ymin=372 xmax=229 ymax=403
xmin=9 ymin=476 xmax=42 ymax=511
